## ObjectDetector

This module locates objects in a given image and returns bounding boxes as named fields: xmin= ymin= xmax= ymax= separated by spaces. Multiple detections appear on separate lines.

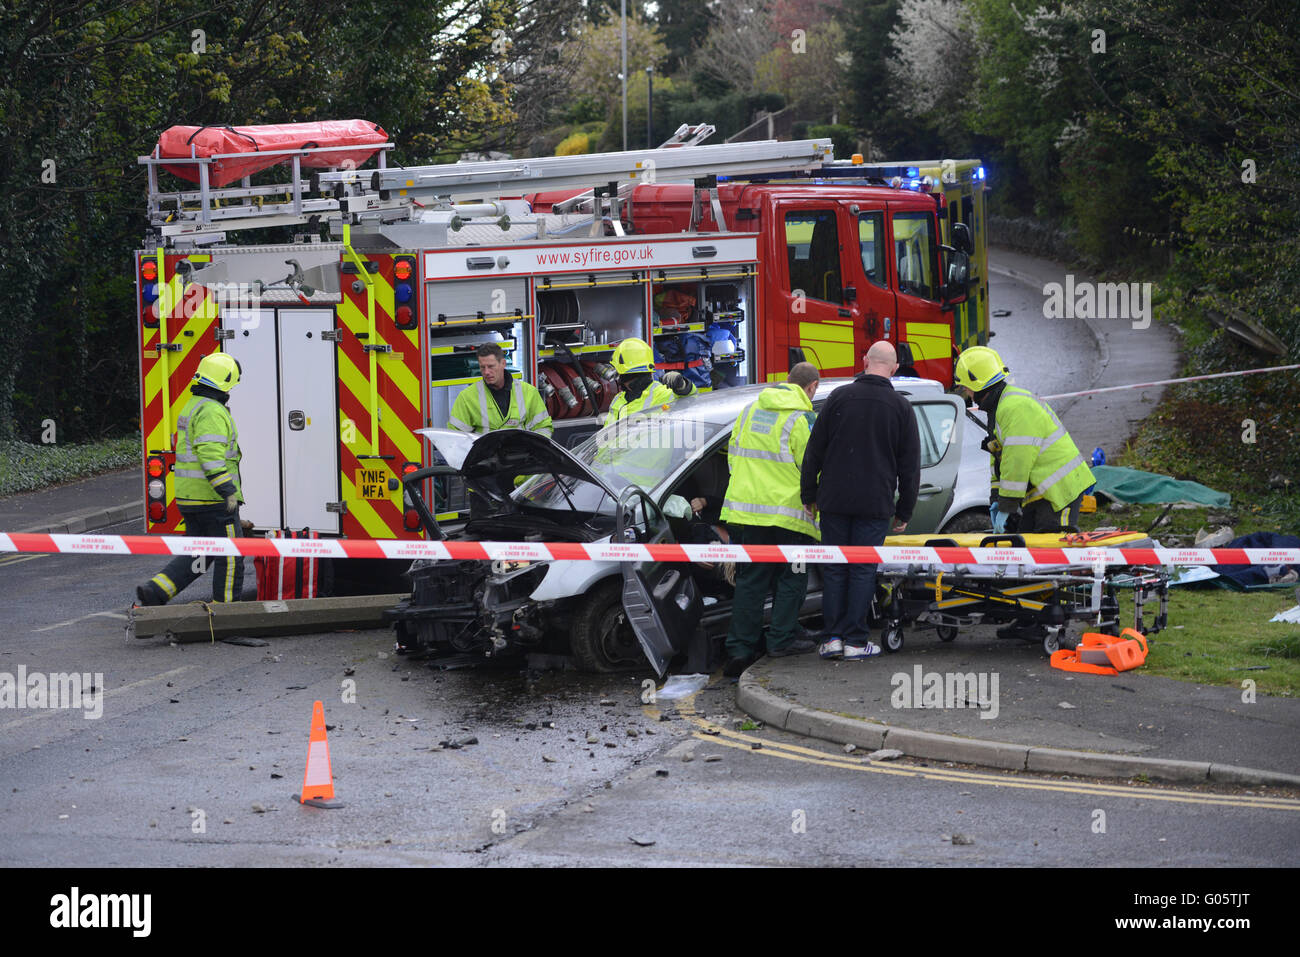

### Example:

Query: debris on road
xmin=657 ymin=674 xmax=709 ymax=700
xmin=866 ymin=748 xmax=904 ymax=761
xmin=628 ymin=836 xmax=656 ymax=847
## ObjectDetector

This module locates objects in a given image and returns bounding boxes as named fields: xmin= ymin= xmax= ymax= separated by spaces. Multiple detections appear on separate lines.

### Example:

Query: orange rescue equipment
xmin=1051 ymin=628 xmax=1149 ymax=676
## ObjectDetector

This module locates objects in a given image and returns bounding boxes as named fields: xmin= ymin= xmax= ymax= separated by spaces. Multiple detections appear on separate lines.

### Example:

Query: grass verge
xmin=1113 ymin=587 xmax=1299 ymax=696
xmin=0 ymin=437 xmax=138 ymax=498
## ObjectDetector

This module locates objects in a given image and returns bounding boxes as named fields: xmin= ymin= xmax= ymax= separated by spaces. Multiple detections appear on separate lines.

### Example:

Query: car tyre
xmin=940 ymin=509 xmax=990 ymax=535
xmin=936 ymin=624 xmax=958 ymax=642
xmin=570 ymin=578 xmax=642 ymax=673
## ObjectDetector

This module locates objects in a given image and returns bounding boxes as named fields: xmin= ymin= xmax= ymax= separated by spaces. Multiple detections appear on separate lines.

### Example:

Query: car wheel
xmin=936 ymin=624 xmax=958 ymax=642
xmin=569 ymin=579 xmax=642 ymax=673
xmin=940 ymin=509 xmax=989 ymax=535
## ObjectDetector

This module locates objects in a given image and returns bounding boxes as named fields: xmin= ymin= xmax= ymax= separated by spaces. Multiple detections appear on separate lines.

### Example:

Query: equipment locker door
xmin=278 ymin=309 xmax=340 ymax=532
xmin=223 ymin=308 xmax=282 ymax=530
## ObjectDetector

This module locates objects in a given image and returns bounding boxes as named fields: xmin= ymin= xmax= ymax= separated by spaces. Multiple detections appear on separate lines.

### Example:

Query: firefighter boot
xmin=135 ymin=582 xmax=168 ymax=607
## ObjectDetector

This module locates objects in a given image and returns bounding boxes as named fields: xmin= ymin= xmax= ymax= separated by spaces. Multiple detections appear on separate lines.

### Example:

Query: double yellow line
xmin=648 ymin=689 xmax=1300 ymax=812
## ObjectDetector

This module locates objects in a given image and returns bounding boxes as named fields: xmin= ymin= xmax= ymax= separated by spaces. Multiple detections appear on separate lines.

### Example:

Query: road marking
xmin=34 ymin=611 xmax=130 ymax=633
xmin=0 ymin=554 xmax=46 ymax=567
xmin=0 ymin=666 xmax=196 ymax=730
xmin=650 ymin=688 xmax=1300 ymax=813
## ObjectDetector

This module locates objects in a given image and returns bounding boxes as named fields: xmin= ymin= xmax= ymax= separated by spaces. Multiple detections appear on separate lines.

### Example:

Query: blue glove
xmin=990 ymin=502 xmax=1007 ymax=533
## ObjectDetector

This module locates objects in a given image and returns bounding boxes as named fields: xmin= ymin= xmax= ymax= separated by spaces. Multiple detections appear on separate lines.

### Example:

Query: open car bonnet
xmin=416 ymin=427 xmax=622 ymax=508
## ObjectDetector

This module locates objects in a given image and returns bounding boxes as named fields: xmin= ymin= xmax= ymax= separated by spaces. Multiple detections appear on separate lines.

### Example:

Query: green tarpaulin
xmin=1090 ymin=465 xmax=1231 ymax=508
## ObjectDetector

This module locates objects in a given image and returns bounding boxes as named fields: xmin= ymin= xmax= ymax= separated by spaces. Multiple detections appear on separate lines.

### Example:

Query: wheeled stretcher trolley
xmin=867 ymin=531 xmax=1171 ymax=656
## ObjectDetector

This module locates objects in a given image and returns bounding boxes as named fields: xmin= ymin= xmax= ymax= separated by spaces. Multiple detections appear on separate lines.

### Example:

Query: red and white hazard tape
xmin=2 ymin=532 xmax=1297 ymax=568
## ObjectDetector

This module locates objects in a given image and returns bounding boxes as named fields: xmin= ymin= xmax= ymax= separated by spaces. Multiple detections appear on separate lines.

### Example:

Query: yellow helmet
xmin=611 ymin=337 xmax=654 ymax=375
xmin=194 ymin=353 xmax=242 ymax=393
xmin=952 ymin=346 xmax=1006 ymax=393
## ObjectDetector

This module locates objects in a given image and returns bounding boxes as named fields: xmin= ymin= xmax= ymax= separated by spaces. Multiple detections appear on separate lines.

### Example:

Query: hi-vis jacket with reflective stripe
xmin=448 ymin=376 xmax=553 ymax=436
xmin=603 ymin=380 xmax=691 ymax=428
xmin=173 ymin=395 xmax=242 ymax=506
xmin=720 ymin=383 xmax=819 ymax=539
xmin=992 ymin=385 xmax=1094 ymax=510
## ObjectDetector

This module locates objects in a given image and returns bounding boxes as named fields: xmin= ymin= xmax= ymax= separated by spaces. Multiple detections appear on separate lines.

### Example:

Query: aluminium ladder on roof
xmin=330 ymin=138 xmax=835 ymax=205
xmin=141 ymin=135 xmax=835 ymax=240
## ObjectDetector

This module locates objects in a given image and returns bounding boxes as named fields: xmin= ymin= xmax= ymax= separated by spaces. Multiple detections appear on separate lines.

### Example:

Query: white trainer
xmin=818 ymin=638 xmax=844 ymax=659
xmin=843 ymin=641 xmax=882 ymax=660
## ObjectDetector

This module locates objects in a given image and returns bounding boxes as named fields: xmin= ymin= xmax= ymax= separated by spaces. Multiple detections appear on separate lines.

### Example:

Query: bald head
xmin=864 ymin=341 xmax=898 ymax=378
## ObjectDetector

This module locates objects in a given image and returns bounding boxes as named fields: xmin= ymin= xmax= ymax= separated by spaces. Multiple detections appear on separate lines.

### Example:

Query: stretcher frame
xmin=870 ymin=559 xmax=1171 ymax=656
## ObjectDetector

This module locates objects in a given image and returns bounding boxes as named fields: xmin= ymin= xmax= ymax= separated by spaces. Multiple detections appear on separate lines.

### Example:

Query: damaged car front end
xmin=385 ymin=421 xmax=721 ymax=669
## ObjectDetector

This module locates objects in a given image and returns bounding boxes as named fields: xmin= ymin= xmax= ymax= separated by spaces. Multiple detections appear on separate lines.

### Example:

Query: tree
xmin=684 ymin=0 xmax=777 ymax=99
xmin=651 ymin=0 xmax=717 ymax=73
xmin=840 ymin=0 xmax=911 ymax=157
xmin=887 ymin=0 xmax=976 ymax=136
xmin=0 ymin=0 xmax=577 ymax=441
xmin=567 ymin=12 xmax=667 ymax=136
xmin=755 ymin=19 xmax=853 ymax=125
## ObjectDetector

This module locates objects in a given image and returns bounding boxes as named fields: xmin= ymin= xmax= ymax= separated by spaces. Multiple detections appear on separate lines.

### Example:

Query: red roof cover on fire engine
xmin=155 ymin=120 xmax=388 ymax=188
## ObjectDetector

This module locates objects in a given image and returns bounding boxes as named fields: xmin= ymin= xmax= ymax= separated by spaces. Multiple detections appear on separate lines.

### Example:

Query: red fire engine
xmin=135 ymin=121 xmax=987 ymax=540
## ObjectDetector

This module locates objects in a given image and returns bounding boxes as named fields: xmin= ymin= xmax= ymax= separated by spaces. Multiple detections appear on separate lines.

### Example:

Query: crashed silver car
xmin=387 ymin=377 xmax=991 ymax=674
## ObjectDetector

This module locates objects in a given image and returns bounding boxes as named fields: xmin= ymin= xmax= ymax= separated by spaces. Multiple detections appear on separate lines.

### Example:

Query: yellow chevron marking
xmin=337 ymin=349 xmax=420 ymax=463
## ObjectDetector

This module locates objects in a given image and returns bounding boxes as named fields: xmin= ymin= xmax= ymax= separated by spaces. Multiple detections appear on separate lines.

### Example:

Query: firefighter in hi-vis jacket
xmin=135 ymin=353 xmax=246 ymax=606
xmin=603 ymin=337 xmax=695 ymax=427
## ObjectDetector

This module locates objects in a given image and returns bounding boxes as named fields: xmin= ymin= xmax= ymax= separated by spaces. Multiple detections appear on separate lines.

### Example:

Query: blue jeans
xmin=819 ymin=513 xmax=889 ymax=643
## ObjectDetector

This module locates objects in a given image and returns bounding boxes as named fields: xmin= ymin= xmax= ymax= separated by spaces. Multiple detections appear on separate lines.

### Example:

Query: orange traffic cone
xmin=296 ymin=700 xmax=343 ymax=808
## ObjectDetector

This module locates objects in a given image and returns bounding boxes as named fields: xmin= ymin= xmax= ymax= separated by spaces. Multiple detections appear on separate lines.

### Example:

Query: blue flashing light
xmin=976 ymin=166 xmax=986 ymax=181
xmin=395 ymin=282 xmax=413 ymax=303
xmin=143 ymin=282 xmax=159 ymax=304
xmin=905 ymin=166 xmax=919 ymax=178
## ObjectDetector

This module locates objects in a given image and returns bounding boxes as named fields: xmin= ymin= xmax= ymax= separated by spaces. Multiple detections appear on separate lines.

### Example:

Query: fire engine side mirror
xmin=951 ymin=222 xmax=974 ymax=255
xmin=940 ymin=248 xmax=970 ymax=306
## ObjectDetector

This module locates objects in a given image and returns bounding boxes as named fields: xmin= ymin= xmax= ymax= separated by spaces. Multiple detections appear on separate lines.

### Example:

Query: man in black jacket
xmin=801 ymin=341 xmax=921 ymax=660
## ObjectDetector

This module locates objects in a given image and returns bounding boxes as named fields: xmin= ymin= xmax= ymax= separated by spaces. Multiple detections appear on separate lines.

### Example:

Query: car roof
xmin=664 ymin=375 xmax=947 ymax=425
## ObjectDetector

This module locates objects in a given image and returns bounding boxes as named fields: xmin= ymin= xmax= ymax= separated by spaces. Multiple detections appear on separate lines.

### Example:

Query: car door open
xmin=615 ymin=485 xmax=704 ymax=677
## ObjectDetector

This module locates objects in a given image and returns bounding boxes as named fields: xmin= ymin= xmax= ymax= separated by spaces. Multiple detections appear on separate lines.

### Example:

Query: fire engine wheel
xmin=881 ymin=625 xmax=904 ymax=653
xmin=570 ymin=579 xmax=641 ymax=673
xmin=936 ymin=624 xmax=959 ymax=642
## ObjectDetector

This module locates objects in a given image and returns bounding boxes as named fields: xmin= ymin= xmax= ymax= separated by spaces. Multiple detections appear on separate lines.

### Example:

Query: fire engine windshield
xmin=514 ymin=415 xmax=726 ymax=513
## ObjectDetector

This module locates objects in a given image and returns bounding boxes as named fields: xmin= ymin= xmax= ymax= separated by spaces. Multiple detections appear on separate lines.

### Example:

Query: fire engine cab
xmin=135 ymin=121 xmax=987 ymax=541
